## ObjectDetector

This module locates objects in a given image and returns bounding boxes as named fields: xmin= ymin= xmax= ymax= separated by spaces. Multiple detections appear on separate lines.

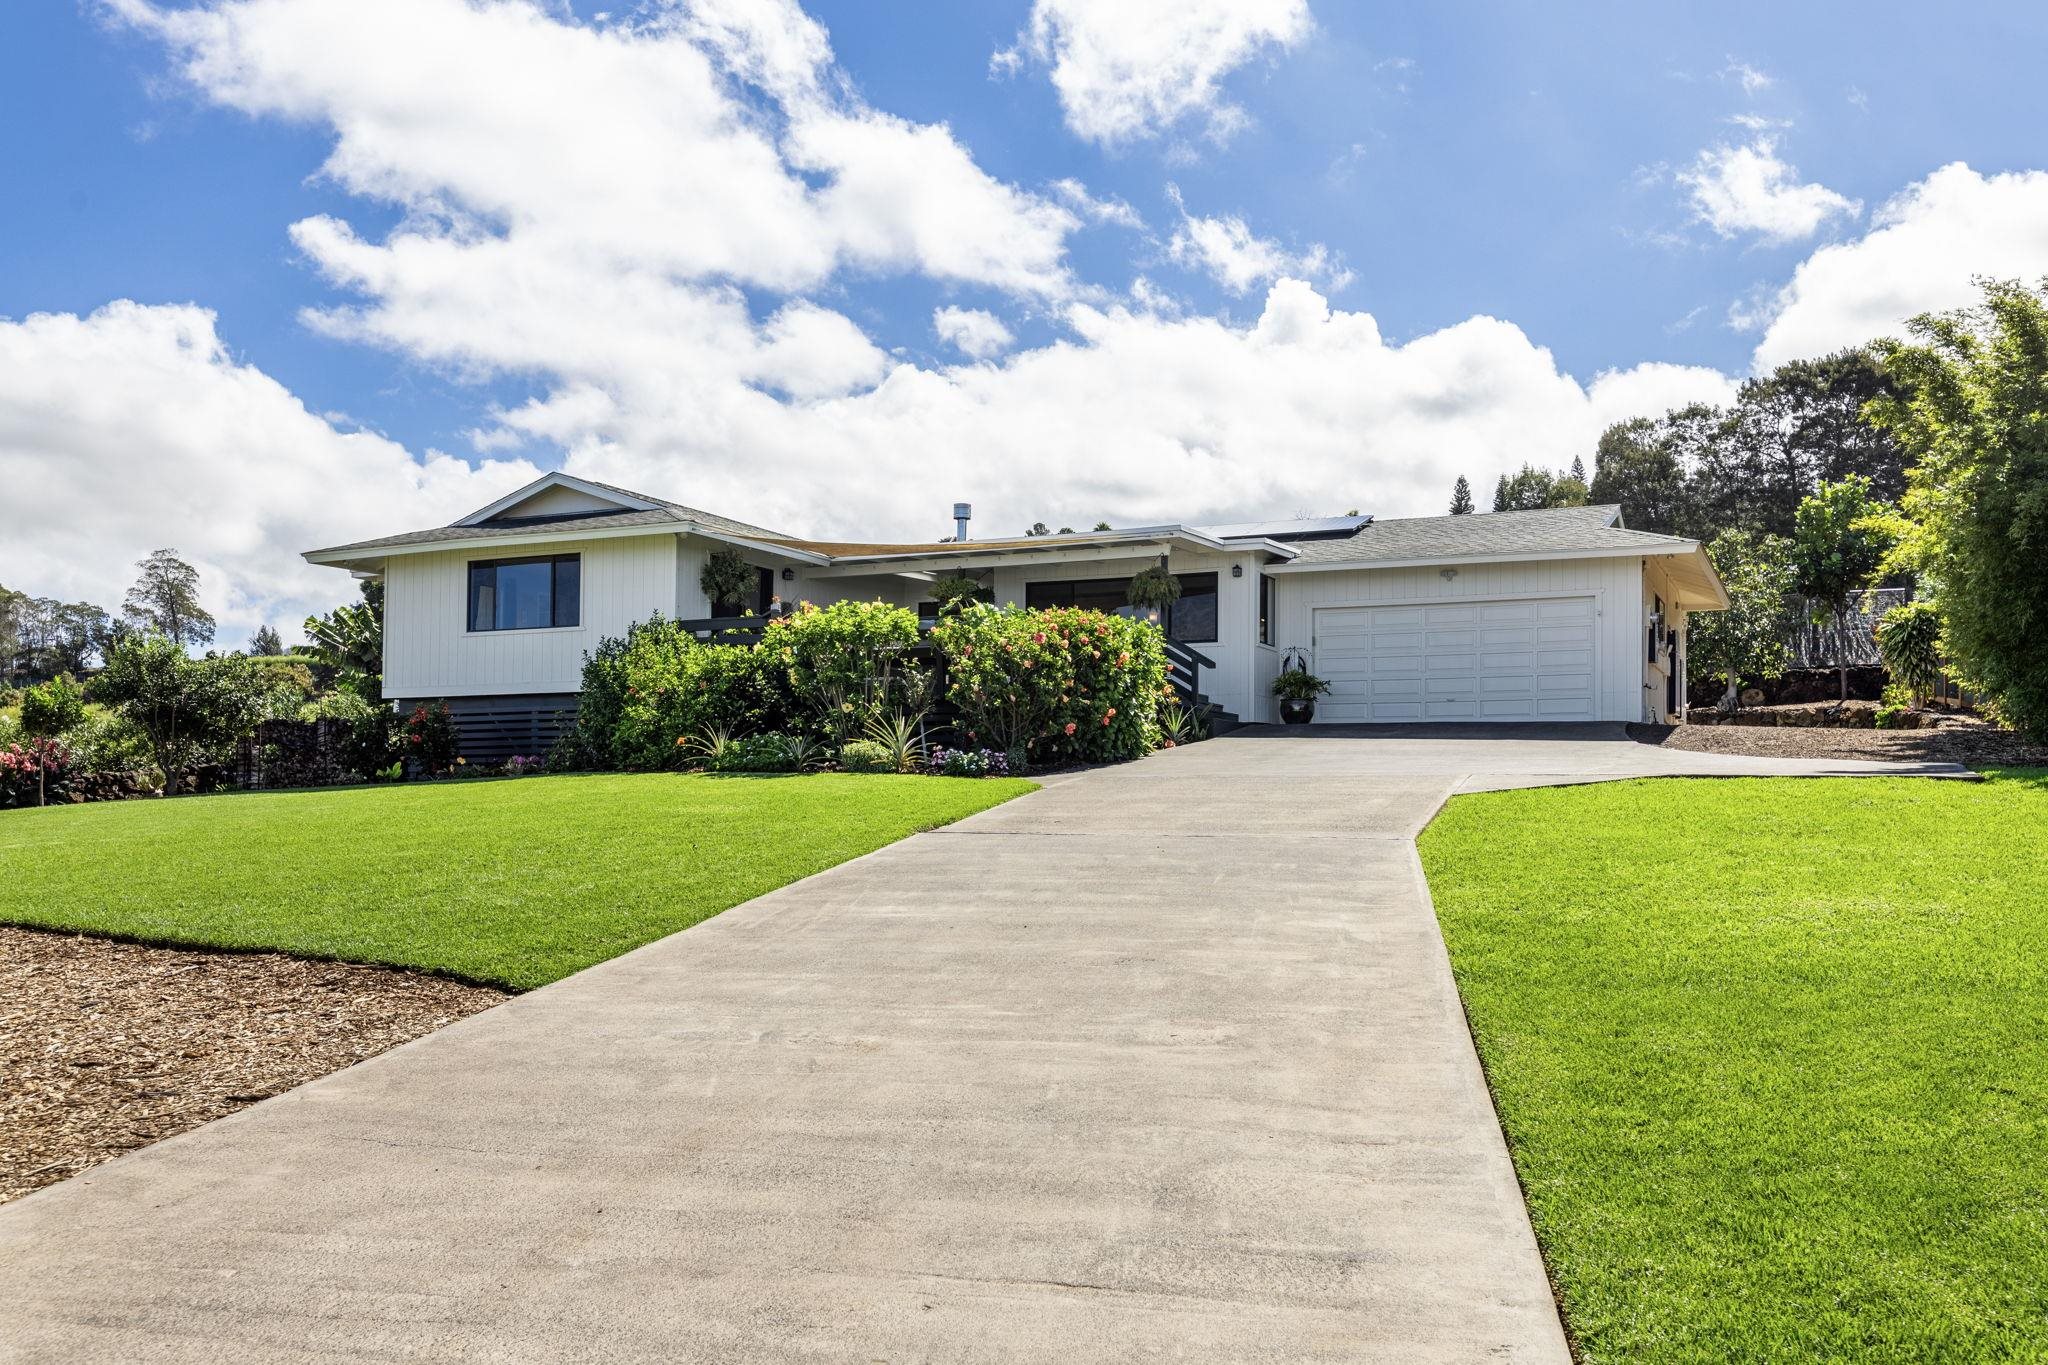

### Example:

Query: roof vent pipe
xmin=952 ymin=503 xmax=972 ymax=542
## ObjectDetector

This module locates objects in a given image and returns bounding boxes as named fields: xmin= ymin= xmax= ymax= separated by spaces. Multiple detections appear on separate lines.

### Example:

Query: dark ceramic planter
xmin=1279 ymin=698 xmax=1316 ymax=725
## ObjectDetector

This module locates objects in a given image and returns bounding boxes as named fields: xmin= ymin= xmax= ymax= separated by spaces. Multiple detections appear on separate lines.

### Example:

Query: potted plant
xmin=1271 ymin=669 xmax=1331 ymax=724
xmin=1126 ymin=564 xmax=1182 ymax=622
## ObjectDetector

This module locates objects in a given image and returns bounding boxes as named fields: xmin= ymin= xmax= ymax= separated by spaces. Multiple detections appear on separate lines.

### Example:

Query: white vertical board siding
xmin=384 ymin=533 xmax=678 ymax=699
xmin=675 ymin=535 xmax=921 ymax=615
xmin=1270 ymin=556 xmax=1650 ymax=722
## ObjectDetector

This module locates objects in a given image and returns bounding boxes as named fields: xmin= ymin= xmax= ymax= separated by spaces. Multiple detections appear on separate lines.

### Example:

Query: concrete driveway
xmin=0 ymin=725 xmax=1964 ymax=1363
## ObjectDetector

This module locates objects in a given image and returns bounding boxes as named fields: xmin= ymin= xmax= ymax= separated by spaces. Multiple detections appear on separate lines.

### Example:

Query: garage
xmin=1313 ymin=596 xmax=1598 ymax=722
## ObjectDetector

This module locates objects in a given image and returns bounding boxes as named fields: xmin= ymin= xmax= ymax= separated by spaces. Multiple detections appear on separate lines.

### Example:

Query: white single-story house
xmin=305 ymin=472 xmax=1727 ymax=748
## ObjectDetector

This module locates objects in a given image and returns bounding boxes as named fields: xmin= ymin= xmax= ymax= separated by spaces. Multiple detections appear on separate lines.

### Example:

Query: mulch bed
xmin=1630 ymin=715 xmax=2048 ymax=768
xmin=0 ymin=927 xmax=506 ymax=1205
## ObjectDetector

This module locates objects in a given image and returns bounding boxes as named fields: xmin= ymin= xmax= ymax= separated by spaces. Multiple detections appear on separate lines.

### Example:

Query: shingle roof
xmin=307 ymin=478 xmax=794 ymax=559
xmin=1280 ymin=504 xmax=1695 ymax=564
xmin=573 ymin=478 xmax=790 ymax=540
xmin=309 ymin=508 xmax=689 ymax=557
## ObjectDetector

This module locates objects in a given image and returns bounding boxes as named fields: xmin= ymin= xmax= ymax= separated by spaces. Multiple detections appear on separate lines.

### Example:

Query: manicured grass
xmin=0 ymin=772 xmax=1033 ymax=990
xmin=1419 ymin=772 xmax=2048 ymax=1363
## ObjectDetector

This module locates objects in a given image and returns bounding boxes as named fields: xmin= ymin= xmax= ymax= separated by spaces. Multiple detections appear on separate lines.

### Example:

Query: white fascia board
xmin=453 ymin=472 xmax=660 ymax=526
xmin=1261 ymin=541 xmax=1700 ymax=575
xmin=302 ymin=521 xmax=682 ymax=568
xmin=684 ymin=527 xmax=832 ymax=566
xmin=805 ymin=530 xmax=1294 ymax=578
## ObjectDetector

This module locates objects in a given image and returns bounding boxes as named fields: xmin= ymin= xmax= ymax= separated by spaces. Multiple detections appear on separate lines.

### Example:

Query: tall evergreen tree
xmin=1491 ymin=474 xmax=1509 ymax=512
xmin=248 ymin=624 xmax=284 ymax=656
xmin=1569 ymin=454 xmax=1586 ymax=483
xmin=1448 ymin=476 xmax=1474 ymax=515
xmin=123 ymin=549 xmax=214 ymax=647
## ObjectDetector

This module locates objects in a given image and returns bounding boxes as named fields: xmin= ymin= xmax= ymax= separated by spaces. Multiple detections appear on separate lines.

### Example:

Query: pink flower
xmin=1063 ymin=722 xmax=1077 ymax=736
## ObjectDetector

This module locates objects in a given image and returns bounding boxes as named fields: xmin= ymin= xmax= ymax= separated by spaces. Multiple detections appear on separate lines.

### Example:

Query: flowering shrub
xmin=503 ymin=754 xmax=545 ymax=777
xmin=572 ymin=616 xmax=780 ymax=770
xmin=930 ymin=604 xmax=1166 ymax=765
xmin=400 ymin=701 xmax=460 ymax=776
xmin=925 ymin=746 xmax=1009 ymax=778
xmin=764 ymin=600 xmax=921 ymax=741
xmin=0 ymin=739 xmax=76 ymax=808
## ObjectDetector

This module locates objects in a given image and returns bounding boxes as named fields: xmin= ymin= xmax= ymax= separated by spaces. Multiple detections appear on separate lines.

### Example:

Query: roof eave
xmin=1263 ymin=540 xmax=1704 ymax=575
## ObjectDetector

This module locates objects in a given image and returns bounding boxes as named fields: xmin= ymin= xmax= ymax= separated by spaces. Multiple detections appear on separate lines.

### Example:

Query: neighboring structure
xmin=305 ymin=473 xmax=1727 ymax=743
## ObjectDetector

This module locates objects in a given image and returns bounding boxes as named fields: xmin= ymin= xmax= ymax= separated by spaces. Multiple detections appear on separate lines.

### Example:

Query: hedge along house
xmin=304 ymin=472 xmax=1728 ymax=754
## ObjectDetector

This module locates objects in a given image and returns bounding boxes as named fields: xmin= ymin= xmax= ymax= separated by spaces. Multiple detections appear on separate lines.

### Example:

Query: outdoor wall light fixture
xmin=1440 ymin=567 xmax=1459 ymax=581
xmin=1231 ymin=564 xmax=1243 ymax=578
xmin=781 ymin=567 xmax=795 ymax=581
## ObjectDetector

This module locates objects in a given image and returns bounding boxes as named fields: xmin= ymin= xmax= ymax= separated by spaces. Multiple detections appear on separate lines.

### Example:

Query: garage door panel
xmin=1315 ymin=595 xmax=1597 ymax=723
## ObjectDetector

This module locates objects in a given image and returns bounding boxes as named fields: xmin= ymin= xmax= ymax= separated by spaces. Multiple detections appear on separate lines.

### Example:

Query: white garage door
xmin=1314 ymin=597 xmax=1598 ymax=722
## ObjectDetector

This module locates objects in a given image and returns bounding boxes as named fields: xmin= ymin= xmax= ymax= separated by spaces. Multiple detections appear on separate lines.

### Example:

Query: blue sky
xmin=6 ymin=0 xmax=2048 ymax=642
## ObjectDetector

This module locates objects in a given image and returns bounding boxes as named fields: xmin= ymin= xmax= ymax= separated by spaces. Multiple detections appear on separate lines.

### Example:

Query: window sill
xmin=464 ymin=624 xmax=588 ymax=637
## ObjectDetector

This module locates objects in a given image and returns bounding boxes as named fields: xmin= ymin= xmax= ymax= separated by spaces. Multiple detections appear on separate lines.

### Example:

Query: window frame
xmin=1021 ymin=571 xmax=1221 ymax=645
xmin=1258 ymin=573 xmax=1276 ymax=647
xmin=467 ymin=553 xmax=583 ymax=633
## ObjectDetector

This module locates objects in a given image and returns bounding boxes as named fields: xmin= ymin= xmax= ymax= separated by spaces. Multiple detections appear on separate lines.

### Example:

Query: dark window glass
xmin=1024 ymin=573 xmax=1219 ymax=643
xmin=1259 ymin=575 xmax=1276 ymax=646
xmin=754 ymin=567 xmax=776 ymax=616
xmin=1024 ymin=577 xmax=1132 ymax=614
xmin=1168 ymin=573 xmax=1218 ymax=644
xmin=553 ymin=555 xmax=580 ymax=628
xmin=468 ymin=555 xmax=581 ymax=631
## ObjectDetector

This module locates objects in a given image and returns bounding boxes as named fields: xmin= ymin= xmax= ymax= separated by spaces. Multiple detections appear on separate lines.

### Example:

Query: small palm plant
xmin=678 ymin=722 xmax=741 ymax=768
xmin=861 ymin=710 xmax=928 ymax=773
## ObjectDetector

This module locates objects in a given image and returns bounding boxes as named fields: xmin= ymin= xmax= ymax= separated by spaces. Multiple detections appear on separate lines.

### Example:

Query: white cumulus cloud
xmin=0 ymin=302 xmax=535 ymax=642
xmin=1679 ymin=135 xmax=1861 ymax=244
xmin=1165 ymin=188 xmax=1351 ymax=295
xmin=995 ymin=0 xmax=1312 ymax=147
xmin=1745 ymin=162 xmax=2048 ymax=369
xmin=932 ymin=306 xmax=1016 ymax=360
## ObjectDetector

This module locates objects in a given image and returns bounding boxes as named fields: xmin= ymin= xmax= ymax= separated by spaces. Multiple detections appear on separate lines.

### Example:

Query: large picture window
xmin=468 ymin=554 xmax=581 ymax=631
xmin=1023 ymin=571 xmax=1219 ymax=644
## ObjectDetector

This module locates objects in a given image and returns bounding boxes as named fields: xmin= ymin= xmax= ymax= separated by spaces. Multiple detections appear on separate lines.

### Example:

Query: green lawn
xmin=1419 ymin=772 xmax=2048 ymax=1362
xmin=0 ymin=772 xmax=1033 ymax=989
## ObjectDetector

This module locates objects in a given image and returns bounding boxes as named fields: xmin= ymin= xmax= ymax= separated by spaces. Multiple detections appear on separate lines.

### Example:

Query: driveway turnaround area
xmin=0 ymin=725 xmax=1965 ymax=1363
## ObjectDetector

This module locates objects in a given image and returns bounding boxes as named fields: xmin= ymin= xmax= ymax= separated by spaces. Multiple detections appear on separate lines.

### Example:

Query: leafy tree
xmin=18 ymin=675 xmax=86 ymax=806
xmin=1589 ymin=416 xmax=1692 ymax=534
xmin=303 ymin=579 xmax=384 ymax=701
xmin=0 ymin=589 xmax=117 ymax=683
xmin=1025 ymin=521 xmax=1052 ymax=537
xmin=1790 ymin=475 xmax=1898 ymax=702
xmin=1687 ymin=530 xmax=1794 ymax=711
xmin=1497 ymin=463 xmax=1558 ymax=511
xmin=93 ymin=635 xmax=267 ymax=793
xmin=248 ymin=624 xmax=284 ymax=656
xmin=1550 ymin=473 xmax=1590 ymax=507
xmin=1448 ymin=476 xmax=1474 ymax=515
xmin=1866 ymin=279 xmax=2048 ymax=737
xmin=1092 ymin=521 xmax=1113 ymax=531
xmin=123 ymin=549 xmax=215 ymax=647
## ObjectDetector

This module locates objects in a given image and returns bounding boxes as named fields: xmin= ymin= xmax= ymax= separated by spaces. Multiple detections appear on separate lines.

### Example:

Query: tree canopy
xmin=123 ymin=549 xmax=215 ymax=647
xmin=1448 ymin=475 xmax=1474 ymax=515
xmin=1865 ymin=279 xmax=2048 ymax=738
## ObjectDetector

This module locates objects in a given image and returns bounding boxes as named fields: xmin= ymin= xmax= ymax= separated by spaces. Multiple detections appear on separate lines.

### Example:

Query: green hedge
xmin=566 ymin=600 xmax=1170 ymax=770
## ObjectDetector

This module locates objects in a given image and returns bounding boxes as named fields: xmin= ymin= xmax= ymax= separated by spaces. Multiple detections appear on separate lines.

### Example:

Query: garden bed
xmin=0 ymin=926 xmax=504 ymax=1205
xmin=1630 ymin=715 xmax=2048 ymax=767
